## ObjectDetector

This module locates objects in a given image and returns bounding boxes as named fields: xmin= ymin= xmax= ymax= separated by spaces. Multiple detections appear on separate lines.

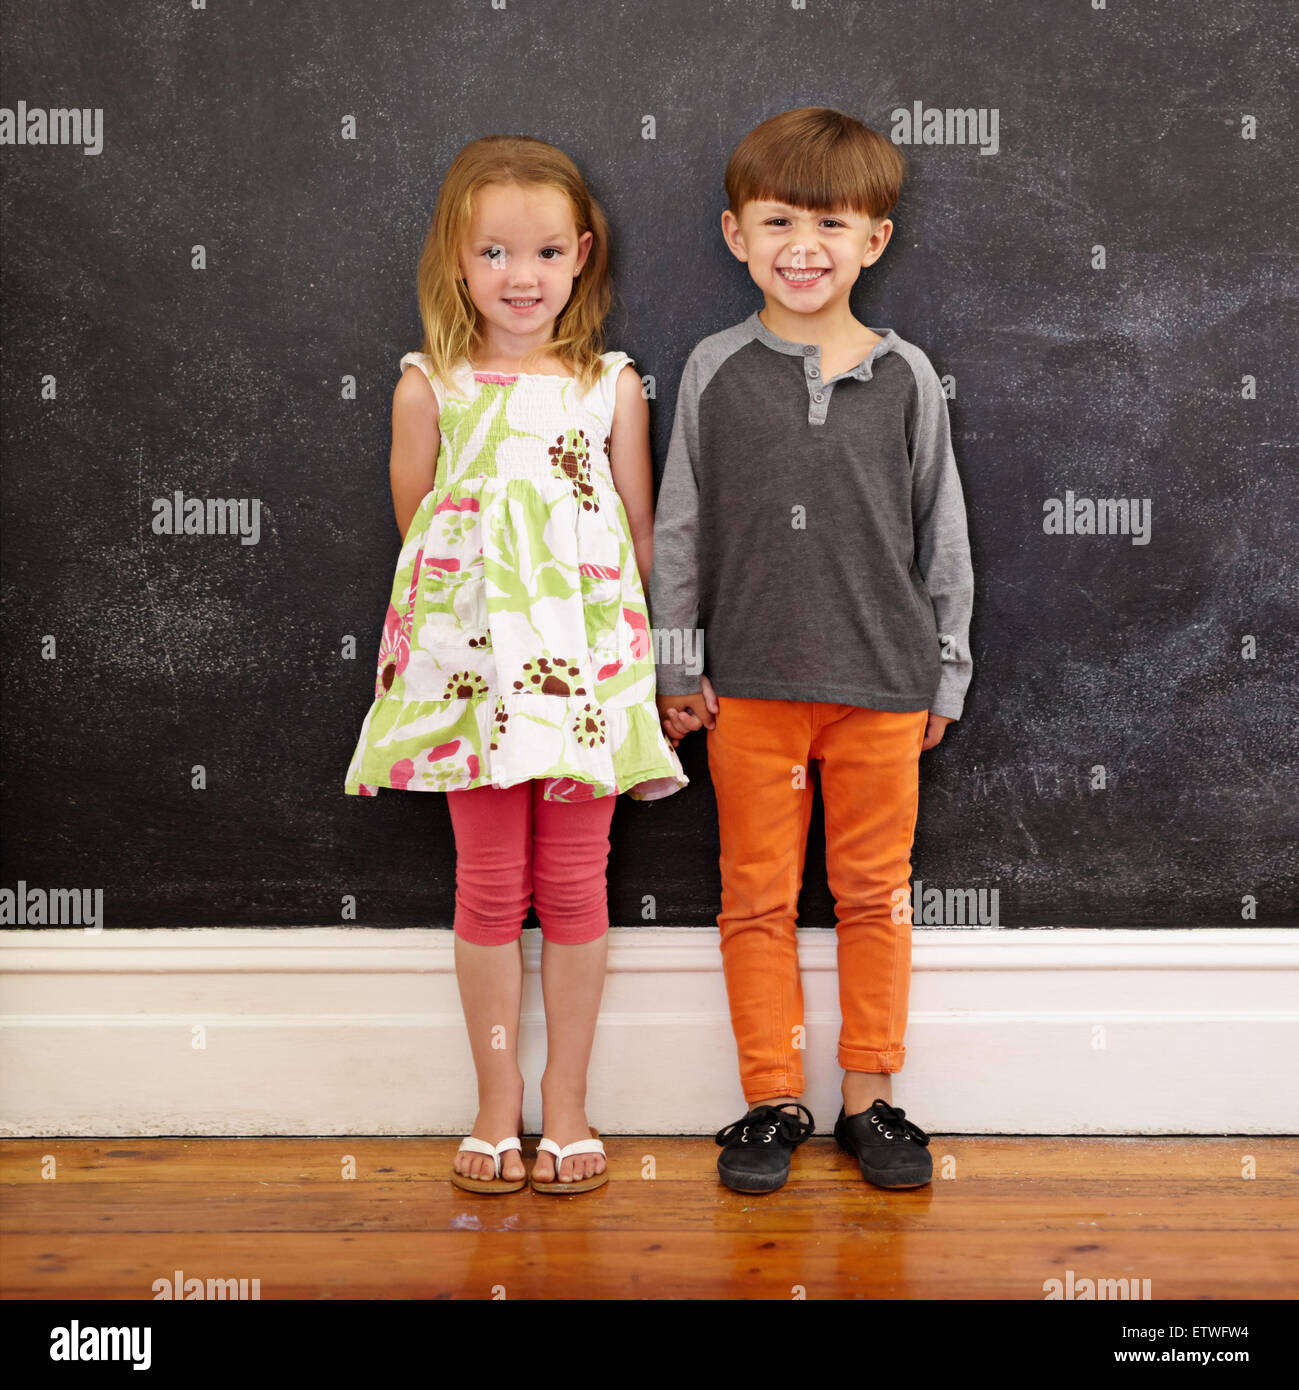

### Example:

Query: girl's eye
xmin=539 ymin=248 xmax=561 ymax=260
xmin=483 ymin=245 xmax=506 ymax=262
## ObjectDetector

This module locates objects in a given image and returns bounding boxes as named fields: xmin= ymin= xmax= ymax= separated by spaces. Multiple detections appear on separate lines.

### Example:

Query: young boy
xmin=648 ymin=107 xmax=974 ymax=1193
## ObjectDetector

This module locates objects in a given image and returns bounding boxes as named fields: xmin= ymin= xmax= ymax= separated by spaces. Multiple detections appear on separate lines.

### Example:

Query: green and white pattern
xmin=344 ymin=350 xmax=688 ymax=803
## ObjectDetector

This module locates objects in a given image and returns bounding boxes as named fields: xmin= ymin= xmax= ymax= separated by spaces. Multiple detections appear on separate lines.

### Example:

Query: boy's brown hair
xmin=724 ymin=106 xmax=906 ymax=222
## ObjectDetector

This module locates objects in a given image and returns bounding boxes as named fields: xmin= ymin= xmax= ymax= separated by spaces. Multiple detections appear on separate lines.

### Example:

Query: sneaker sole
xmin=717 ymin=1163 xmax=791 ymax=1193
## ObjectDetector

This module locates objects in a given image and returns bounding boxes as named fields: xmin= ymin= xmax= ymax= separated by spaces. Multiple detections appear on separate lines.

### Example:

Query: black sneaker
xmin=715 ymin=1103 xmax=815 ymax=1193
xmin=834 ymin=1099 xmax=933 ymax=1188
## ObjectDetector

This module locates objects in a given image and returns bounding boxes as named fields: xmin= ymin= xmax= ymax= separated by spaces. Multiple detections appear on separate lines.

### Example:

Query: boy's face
xmin=721 ymin=199 xmax=892 ymax=316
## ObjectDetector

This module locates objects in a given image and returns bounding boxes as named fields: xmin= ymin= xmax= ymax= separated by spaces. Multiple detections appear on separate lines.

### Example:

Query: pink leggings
xmin=445 ymin=781 xmax=617 ymax=945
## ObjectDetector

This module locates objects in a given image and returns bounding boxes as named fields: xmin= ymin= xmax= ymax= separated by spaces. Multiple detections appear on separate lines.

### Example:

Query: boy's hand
xmin=921 ymin=712 xmax=953 ymax=751
xmin=657 ymin=675 xmax=719 ymax=747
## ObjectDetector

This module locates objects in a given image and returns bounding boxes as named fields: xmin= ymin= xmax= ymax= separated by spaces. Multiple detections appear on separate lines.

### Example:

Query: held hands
xmin=656 ymin=675 xmax=719 ymax=748
xmin=656 ymin=676 xmax=954 ymax=752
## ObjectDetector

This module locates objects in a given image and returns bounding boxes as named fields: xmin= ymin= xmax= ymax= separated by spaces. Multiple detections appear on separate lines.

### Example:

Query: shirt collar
xmin=746 ymin=310 xmax=898 ymax=381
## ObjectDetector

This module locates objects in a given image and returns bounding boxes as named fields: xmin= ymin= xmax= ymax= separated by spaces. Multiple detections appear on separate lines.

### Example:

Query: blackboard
xmin=3 ymin=0 xmax=1295 ymax=929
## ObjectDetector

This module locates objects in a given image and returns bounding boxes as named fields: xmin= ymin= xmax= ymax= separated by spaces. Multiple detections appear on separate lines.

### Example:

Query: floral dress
xmin=344 ymin=350 xmax=688 ymax=803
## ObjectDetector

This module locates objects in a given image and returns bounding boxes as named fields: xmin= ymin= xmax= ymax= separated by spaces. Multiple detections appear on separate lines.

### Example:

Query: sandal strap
xmin=537 ymin=1136 xmax=606 ymax=1161
xmin=456 ymin=1134 xmax=522 ymax=1178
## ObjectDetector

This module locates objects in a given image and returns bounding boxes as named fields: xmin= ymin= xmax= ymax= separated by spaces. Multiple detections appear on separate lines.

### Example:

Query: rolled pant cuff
xmin=838 ymin=1046 xmax=906 ymax=1073
xmin=538 ymin=919 xmax=609 ymax=946
xmin=740 ymin=1073 xmax=806 ymax=1105
xmin=452 ymin=914 xmax=523 ymax=945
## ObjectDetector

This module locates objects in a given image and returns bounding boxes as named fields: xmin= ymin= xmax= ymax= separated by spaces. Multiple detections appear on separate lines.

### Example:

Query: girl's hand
xmin=921 ymin=712 xmax=953 ymax=751
xmin=656 ymin=675 xmax=718 ymax=746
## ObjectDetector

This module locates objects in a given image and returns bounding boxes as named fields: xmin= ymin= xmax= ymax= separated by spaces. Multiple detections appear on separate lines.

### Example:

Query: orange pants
xmin=706 ymin=696 xmax=928 ymax=1102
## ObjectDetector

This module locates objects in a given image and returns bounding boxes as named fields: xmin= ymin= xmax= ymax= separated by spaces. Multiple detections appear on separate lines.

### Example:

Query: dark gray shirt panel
xmin=695 ymin=341 xmax=941 ymax=710
xmin=648 ymin=313 xmax=974 ymax=718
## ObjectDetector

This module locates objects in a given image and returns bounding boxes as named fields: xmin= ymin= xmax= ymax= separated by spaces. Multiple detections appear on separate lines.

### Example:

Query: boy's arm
xmin=648 ymin=348 xmax=704 ymax=697
xmin=909 ymin=352 xmax=974 ymax=721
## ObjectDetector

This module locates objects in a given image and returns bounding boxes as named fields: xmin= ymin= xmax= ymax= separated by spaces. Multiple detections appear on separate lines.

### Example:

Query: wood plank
xmin=3 ymin=1179 xmax=1296 ymax=1235
xmin=3 ymin=1136 xmax=1296 ymax=1182
xmin=3 ymin=1230 xmax=1294 ymax=1300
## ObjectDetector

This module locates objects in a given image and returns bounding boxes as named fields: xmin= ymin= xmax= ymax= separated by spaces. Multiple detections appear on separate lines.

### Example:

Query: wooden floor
xmin=3 ymin=1136 xmax=1296 ymax=1299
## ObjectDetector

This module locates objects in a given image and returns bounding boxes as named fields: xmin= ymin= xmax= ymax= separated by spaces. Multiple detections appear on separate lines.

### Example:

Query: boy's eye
xmin=764 ymin=217 xmax=845 ymax=229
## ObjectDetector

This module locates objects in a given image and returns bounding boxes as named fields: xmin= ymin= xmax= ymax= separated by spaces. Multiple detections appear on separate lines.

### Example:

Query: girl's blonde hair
xmin=415 ymin=135 xmax=613 ymax=398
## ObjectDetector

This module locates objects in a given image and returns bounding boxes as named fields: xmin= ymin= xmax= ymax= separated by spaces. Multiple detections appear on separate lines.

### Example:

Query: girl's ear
xmin=573 ymin=228 xmax=594 ymax=274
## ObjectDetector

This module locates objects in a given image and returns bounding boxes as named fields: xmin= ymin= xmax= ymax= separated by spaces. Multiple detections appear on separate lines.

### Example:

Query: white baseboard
xmin=2 ymin=927 xmax=1296 ymax=1136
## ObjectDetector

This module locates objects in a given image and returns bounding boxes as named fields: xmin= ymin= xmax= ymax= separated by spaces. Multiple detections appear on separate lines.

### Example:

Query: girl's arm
xmin=606 ymin=362 xmax=654 ymax=587
xmin=389 ymin=365 xmax=442 ymax=539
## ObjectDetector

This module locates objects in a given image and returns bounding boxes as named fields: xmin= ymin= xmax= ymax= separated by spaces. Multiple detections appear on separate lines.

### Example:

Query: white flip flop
xmin=450 ymin=1134 xmax=526 ymax=1193
xmin=529 ymin=1126 xmax=608 ymax=1194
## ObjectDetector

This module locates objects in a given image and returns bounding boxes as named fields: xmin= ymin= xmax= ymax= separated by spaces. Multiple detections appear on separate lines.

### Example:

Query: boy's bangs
xmin=747 ymin=153 xmax=875 ymax=216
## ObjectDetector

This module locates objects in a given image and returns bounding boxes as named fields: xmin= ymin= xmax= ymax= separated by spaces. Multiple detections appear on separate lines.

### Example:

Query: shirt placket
xmin=804 ymin=348 xmax=871 ymax=427
xmin=802 ymin=344 xmax=829 ymax=427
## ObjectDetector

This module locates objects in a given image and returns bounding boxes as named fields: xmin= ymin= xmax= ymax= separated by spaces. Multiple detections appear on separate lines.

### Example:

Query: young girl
xmin=344 ymin=135 xmax=686 ymax=1193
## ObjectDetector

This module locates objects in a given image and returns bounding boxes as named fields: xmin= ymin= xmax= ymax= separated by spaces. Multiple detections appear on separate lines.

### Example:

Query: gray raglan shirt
xmin=648 ymin=311 xmax=974 ymax=720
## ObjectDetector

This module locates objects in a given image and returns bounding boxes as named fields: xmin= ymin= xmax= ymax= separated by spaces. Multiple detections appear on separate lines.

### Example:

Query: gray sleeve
xmin=648 ymin=347 xmax=703 ymax=695
xmin=908 ymin=351 xmax=975 ymax=720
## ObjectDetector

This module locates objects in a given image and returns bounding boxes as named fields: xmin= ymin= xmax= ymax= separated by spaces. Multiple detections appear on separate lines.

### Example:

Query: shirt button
xmin=802 ymin=345 xmax=816 ymax=356
xmin=813 ymin=392 xmax=824 ymax=403
xmin=808 ymin=367 xmax=820 ymax=378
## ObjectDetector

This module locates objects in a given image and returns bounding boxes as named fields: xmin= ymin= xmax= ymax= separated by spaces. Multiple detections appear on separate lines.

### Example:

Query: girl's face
xmin=459 ymin=182 xmax=593 ymax=351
